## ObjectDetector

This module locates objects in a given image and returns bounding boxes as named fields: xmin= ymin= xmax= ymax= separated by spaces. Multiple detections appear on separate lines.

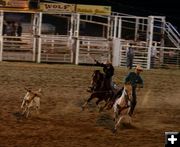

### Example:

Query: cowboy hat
xmin=135 ymin=64 xmax=143 ymax=71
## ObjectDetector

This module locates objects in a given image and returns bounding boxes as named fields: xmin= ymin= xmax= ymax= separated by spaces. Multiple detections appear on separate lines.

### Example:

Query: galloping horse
xmin=82 ymin=70 xmax=115 ymax=111
xmin=113 ymin=82 xmax=133 ymax=132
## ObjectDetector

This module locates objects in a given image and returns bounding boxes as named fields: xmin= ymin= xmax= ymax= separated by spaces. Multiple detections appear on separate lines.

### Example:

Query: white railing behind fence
xmin=77 ymin=38 xmax=111 ymax=64
xmin=118 ymin=41 xmax=180 ymax=69
xmin=2 ymin=35 xmax=34 ymax=61
xmin=155 ymin=46 xmax=180 ymax=68
xmin=165 ymin=22 xmax=180 ymax=48
xmin=119 ymin=43 xmax=149 ymax=69
xmin=40 ymin=35 xmax=73 ymax=63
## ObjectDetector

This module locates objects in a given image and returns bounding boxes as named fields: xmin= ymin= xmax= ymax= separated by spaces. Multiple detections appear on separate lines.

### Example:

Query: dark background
xmin=42 ymin=0 xmax=180 ymax=31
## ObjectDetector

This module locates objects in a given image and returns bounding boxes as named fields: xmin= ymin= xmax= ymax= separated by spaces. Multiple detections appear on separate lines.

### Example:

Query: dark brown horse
xmin=88 ymin=70 xmax=104 ymax=92
xmin=82 ymin=70 xmax=119 ymax=111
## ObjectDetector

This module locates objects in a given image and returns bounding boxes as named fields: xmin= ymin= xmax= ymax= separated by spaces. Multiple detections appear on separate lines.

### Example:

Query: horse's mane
xmin=93 ymin=70 xmax=104 ymax=80
xmin=91 ymin=70 xmax=104 ymax=91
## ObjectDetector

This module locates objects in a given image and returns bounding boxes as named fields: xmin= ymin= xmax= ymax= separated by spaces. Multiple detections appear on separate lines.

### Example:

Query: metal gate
xmin=40 ymin=35 xmax=73 ymax=63
xmin=76 ymin=37 xmax=111 ymax=64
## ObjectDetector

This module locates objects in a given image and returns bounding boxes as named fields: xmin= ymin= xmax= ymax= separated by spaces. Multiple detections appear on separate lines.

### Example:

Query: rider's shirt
xmin=124 ymin=72 xmax=143 ymax=88
xmin=103 ymin=64 xmax=114 ymax=78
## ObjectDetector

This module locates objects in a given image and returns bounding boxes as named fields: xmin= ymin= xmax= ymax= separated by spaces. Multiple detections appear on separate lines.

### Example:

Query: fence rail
xmin=40 ymin=35 xmax=73 ymax=63
xmin=77 ymin=38 xmax=111 ymax=64
xmin=2 ymin=35 xmax=34 ymax=61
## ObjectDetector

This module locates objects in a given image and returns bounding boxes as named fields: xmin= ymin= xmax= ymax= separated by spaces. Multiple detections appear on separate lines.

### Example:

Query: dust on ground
xmin=0 ymin=62 xmax=179 ymax=147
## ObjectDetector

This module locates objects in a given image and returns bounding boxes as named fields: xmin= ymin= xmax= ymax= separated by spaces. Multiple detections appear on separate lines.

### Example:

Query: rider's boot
xmin=128 ymin=104 xmax=135 ymax=116
xmin=128 ymin=107 xmax=133 ymax=117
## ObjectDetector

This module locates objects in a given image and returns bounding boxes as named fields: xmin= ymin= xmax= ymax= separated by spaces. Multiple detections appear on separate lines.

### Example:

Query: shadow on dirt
xmin=96 ymin=113 xmax=114 ymax=130
xmin=96 ymin=113 xmax=138 ymax=131
xmin=13 ymin=112 xmax=26 ymax=121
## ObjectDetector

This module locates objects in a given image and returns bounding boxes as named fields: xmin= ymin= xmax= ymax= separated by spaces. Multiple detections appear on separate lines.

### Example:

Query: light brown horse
xmin=113 ymin=82 xmax=133 ymax=132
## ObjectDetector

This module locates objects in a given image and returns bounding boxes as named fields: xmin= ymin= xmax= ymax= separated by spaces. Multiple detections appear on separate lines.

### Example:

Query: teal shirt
xmin=124 ymin=72 xmax=143 ymax=88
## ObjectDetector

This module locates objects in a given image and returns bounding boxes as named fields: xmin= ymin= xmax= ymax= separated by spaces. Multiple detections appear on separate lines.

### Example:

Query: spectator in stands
xmin=15 ymin=22 xmax=22 ymax=41
xmin=3 ymin=20 xmax=7 ymax=35
xmin=151 ymin=43 xmax=158 ymax=68
xmin=11 ymin=22 xmax=16 ymax=36
xmin=5 ymin=22 xmax=13 ymax=36
xmin=126 ymin=43 xmax=134 ymax=69
xmin=16 ymin=22 xmax=22 ymax=37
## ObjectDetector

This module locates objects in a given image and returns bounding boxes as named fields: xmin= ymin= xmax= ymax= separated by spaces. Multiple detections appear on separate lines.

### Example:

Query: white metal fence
xmin=0 ymin=10 xmax=179 ymax=69
xmin=155 ymin=46 xmax=180 ymax=68
xmin=118 ymin=41 xmax=180 ymax=69
xmin=76 ymin=37 xmax=111 ymax=64
xmin=0 ymin=34 xmax=179 ymax=69
xmin=119 ymin=44 xmax=149 ymax=68
xmin=40 ymin=35 xmax=73 ymax=63
xmin=2 ymin=35 xmax=35 ymax=61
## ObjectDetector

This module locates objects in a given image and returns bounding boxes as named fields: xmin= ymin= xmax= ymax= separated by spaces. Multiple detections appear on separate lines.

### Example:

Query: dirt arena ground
xmin=0 ymin=62 xmax=179 ymax=147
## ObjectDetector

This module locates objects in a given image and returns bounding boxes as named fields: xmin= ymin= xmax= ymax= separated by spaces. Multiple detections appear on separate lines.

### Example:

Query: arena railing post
xmin=0 ymin=10 xmax=3 ymax=62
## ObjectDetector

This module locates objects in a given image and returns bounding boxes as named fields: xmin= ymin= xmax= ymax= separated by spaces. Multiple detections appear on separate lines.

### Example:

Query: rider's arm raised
xmin=95 ymin=60 xmax=106 ymax=67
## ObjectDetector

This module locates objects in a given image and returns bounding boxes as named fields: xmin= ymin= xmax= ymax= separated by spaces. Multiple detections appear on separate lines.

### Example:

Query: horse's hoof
xmin=112 ymin=128 xmax=117 ymax=133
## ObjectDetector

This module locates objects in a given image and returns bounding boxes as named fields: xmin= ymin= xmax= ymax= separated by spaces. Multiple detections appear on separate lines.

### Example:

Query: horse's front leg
xmin=99 ymin=100 xmax=109 ymax=112
xmin=113 ymin=104 xmax=121 ymax=123
xmin=82 ymin=101 xmax=88 ymax=111
xmin=94 ymin=98 xmax=103 ymax=112
xmin=114 ymin=109 xmax=119 ymax=123
xmin=112 ymin=104 xmax=122 ymax=133
xmin=112 ymin=110 xmax=119 ymax=133
xmin=82 ymin=94 xmax=96 ymax=111
xmin=22 ymin=105 xmax=27 ymax=115
xmin=26 ymin=107 xmax=30 ymax=118
xmin=95 ymin=98 xmax=102 ymax=106
xmin=22 ymin=108 xmax=26 ymax=115
xmin=21 ymin=100 xmax=25 ymax=109
xmin=113 ymin=115 xmax=123 ymax=133
xmin=127 ymin=108 xmax=132 ymax=124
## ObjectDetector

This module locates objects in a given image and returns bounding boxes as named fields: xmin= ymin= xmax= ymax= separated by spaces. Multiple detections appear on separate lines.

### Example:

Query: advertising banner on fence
xmin=76 ymin=4 xmax=111 ymax=15
xmin=40 ymin=2 xmax=75 ymax=13
xmin=0 ymin=0 xmax=28 ymax=8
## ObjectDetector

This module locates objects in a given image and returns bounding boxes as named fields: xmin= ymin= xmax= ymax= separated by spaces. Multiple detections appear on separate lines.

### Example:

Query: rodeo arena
xmin=0 ymin=0 xmax=180 ymax=147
